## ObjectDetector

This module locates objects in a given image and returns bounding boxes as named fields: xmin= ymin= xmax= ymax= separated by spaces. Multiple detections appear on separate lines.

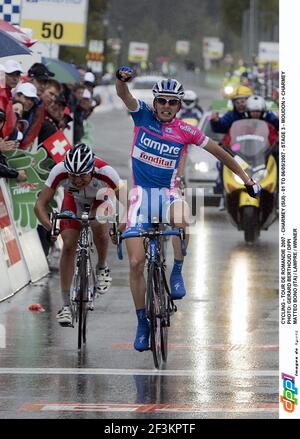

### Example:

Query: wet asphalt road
xmin=0 ymin=96 xmax=279 ymax=419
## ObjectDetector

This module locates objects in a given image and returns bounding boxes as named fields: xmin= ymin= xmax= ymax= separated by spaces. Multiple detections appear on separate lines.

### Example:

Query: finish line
xmin=0 ymin=367 xmax=279 ymax=377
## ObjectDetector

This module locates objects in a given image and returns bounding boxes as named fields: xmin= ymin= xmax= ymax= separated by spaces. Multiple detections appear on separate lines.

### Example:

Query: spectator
xmin=84 ymin=71 xmax=96 ymax=94
xmin=38 ymin=93 xmax=66 ymax=144
xmin=73 ymin=88 xmax=92 ymax=144
xmin=84 ymin=71 xmax=101 ymax=112
xmin=27 ymin=62 xmax=55 ymax=97
xmin=61 ymin=106 xmax=73 ymax=131
xmin=0 ymin=60 xmax=23 ymax=139
xmin=0 ymin=109 xmax=26 ymax=181
xmin=18 ymin=79 xmax=61 ymax=150
xmin=68 ymin=83 xmax=85 ymax=112
xmin=12 ymin=101 xmax=28 ymax=142
xmin=14 ymin=82 xmax=41 ymax=150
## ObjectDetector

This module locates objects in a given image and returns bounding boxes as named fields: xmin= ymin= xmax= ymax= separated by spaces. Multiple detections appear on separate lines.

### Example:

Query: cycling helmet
xmin=246 ymin=95 xmax=267 ymax=112
xmin=232 ymin=85 xmax=253 ymax=100
xmin=64 ymin=143 xmax=95 ymax=175
xmin=152 ymin=78 xmax=185 ymax=99
xmin=182 ymin=89 xmax=198 ymax=110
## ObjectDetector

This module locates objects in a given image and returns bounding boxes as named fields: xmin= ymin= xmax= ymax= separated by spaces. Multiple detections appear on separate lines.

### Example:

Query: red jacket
xmin=19 ymin=103 xmax=45 ymax=150
xmin=0 ymin=87 xmax=16 ymax=138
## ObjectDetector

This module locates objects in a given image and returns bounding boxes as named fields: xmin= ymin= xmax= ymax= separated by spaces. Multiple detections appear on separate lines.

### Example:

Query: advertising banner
xmin=4 ymin=147 xmax=58 ymax=229
xmin=20 ymin=0 xmax=88 ymax=46
xmin=128 ymin=42 xmax=149 ymax=63
xmin=0 ymin=179 xmax=30 ymax=296
xmin=203 ymin=37 xmax=224 ymax=60
xmin=176 ymin=40 xmax=190 ymax=55
xmin=0 ymin=184 xmax=22 ymax=267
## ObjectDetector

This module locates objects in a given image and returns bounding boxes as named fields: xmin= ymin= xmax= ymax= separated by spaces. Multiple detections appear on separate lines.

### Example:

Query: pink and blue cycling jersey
xmin=130 ymin=100 xmax=209 ymax=189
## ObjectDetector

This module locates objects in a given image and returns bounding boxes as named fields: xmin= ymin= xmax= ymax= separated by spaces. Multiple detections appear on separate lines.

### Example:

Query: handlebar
xmin=50 ymin=210 xmax=118 ymax=238
xmin=53 ymin=210 xmax=117 ymax=223
xmin=113 ymin=226 xmax=186 ymax=260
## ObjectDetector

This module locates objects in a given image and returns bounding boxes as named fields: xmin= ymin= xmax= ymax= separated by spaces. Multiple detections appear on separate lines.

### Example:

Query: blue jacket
xmin=210 ymin=110 xmax=246 ymax=134
xmin=210 ymin=110 xmax=279 ymax=133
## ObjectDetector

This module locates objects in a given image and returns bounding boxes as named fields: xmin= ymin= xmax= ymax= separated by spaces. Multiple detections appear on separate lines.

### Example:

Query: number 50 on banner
xmin=21 ymin=20 xmax=85 ymax=45
xmin=21 ymin=0 xmax=88 ymax=47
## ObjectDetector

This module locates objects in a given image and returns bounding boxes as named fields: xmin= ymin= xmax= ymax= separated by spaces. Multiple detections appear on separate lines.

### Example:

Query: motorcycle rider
xmin=178 ymin=89 xmax=203 ymax=122
xmin=210 ymin=85 xmax=253 ymax=133
xmin=211 ymin=87 xmax=278 ymax=209
xmin=245 ymin=95 xmax=278 ymax=146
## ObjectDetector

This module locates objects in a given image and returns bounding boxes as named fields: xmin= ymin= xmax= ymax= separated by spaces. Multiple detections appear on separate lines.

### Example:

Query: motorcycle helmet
xmin=246 ymin=95 xmax=267 ymax=113
xmin=182 ymin=89 xmax=198 ymax=110
xmin=152 ymin=78 xmax=185 ymax=99
xmin=64 ymin=143 xmax=95 ymax=175
xmin=232 ymin=86 xmax=253 ymax=100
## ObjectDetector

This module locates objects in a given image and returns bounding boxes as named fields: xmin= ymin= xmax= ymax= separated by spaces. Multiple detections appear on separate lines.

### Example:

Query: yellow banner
xmin=21 ymin=20 xmax=85 ymax=46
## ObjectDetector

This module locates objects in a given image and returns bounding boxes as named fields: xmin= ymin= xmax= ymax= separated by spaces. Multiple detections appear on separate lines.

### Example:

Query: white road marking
xmin=19 ymin=402 xmax=279 ymax=414
xmin=0 ymin=368 xmax=279 ymax=377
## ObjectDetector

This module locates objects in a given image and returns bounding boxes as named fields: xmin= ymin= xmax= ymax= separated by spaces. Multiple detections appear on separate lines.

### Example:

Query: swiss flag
xmin=42 ymin=131 xmax=72 ymax=163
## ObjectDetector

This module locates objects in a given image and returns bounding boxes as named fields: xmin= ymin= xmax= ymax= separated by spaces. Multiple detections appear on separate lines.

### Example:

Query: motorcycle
xmin=223 ymin=119 xmax=278 ymax=243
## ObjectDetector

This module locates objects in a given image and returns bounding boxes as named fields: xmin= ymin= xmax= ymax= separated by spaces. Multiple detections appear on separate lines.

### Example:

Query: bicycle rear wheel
xmin=147 ymin=263 xmax=162 ymax=369
xmin=78 ymin=251 xmax=88 ymax=350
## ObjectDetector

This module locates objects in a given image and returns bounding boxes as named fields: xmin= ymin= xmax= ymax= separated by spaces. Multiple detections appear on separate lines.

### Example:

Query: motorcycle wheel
xmin=242 ymin=206 xmax=260 ymax=243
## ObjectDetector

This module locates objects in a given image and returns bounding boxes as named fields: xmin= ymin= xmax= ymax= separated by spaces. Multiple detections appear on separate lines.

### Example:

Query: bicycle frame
xmin=115 ymin=221 xmax=186 ymax=367
xmin=51 ymin=209 xmax=116 ymax=349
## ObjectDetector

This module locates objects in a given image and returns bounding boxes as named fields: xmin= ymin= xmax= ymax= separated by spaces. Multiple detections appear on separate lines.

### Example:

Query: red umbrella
xmin=0 ymin=19 xmax=36 ymax=47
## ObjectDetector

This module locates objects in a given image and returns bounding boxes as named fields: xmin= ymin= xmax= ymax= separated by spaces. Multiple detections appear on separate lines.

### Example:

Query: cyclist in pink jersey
xmin=115 ymin=66 xmax=261 ymax=352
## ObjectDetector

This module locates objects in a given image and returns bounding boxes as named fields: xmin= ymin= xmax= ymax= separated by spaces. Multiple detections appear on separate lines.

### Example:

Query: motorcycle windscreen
xmin=229 ymin=119 xmax=270 ymax=171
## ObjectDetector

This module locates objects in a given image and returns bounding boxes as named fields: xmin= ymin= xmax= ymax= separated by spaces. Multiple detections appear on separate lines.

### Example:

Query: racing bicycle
xmin=51 ymin=208 xmax=114 ymax=350
xmin=112 ymin=219 xmax=186 ymax=368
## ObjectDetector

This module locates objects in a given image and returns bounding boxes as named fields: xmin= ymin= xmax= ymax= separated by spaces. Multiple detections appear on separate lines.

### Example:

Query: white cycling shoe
xmin=56 ymin=306 xmax=73 ymax=327
xmin=95 ymin=266 xmax=112 ymax=295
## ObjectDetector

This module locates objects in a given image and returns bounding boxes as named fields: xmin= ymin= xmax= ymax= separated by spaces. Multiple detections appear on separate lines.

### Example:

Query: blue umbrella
xmin=42 ymin=57 xmax=80 ymax=83
xmin=0 ymin=29 xmax=31 ymax=57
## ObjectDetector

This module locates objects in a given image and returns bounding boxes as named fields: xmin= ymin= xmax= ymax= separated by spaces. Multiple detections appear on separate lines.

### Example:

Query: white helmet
xmin=152 ymin=78 xmax=185 ymax=99
xmin=182 ymin=89 xmax=198 ymax=110
xmin=246 ymin=95 xmax=267 ymax=113
xmin=64 ymin=143 xmax=95 ymax=175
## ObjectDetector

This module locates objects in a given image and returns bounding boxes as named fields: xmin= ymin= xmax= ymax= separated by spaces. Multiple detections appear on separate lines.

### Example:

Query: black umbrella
xmin=0 ymin=29 xmax=31 ymax=57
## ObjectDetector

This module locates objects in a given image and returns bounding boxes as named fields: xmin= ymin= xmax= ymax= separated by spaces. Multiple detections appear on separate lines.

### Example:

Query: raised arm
xmin=115 ymin=66 xmax=138 ymax=112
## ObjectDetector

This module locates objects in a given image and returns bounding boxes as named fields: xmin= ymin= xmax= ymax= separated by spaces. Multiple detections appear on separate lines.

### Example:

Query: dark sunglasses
xmin=156 ymin=97 xmax=180 ymax=106
xmin=69 ymin=172 xmax=91 ymax=178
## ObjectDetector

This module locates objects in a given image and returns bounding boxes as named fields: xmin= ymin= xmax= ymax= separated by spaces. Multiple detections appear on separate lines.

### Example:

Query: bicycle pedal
xmin=59 ymin=322 xmax=74 ymax=328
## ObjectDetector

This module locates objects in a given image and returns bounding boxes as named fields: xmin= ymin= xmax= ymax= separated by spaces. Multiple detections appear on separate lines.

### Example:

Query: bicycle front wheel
xmin=147 ymin=263 xmax=163 ymax=369
xmin=160 ymin=272 xmax=169 ymax=363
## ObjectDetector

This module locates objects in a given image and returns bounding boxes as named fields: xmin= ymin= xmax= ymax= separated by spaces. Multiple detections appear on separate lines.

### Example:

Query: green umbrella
xmin=42 ymin=57 xmax=80 ymax=83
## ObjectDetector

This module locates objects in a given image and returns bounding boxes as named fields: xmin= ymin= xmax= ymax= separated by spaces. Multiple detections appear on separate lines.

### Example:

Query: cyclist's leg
xmin=126 ymin=237 xmax=146 ymax=308
xmin=60 ymin=228 xmax=80 ymax=302
xmin=90 ymin=219 xmax=112 ymax=294
xmin=167 ymin=195 xmax=190 ymax=300
xmin=57 ymin=227 xmax=80 ymax=325
xmin=57 ymin=192 xmax=81 ymax=324
xmin=126 ymin=237 xmax=150 ymax=351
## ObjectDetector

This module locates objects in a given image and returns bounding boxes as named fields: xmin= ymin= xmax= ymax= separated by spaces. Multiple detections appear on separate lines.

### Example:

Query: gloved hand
xmin=116 ymin=66 xmax=135 ymax=82
xmin=245 ymin=178 xmax=262 ymax=198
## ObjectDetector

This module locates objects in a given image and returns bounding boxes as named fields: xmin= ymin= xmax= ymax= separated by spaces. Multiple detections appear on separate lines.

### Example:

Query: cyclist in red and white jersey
xmin=34 ymin=143 xmax=122 ymax=326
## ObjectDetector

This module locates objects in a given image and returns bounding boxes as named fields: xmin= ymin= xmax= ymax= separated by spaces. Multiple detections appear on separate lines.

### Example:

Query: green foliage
xmin=59 ymin=0 xmax=279 ymax=66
